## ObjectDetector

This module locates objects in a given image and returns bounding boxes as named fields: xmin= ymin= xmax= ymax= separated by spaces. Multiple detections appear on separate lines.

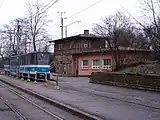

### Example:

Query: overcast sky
xmin=0 ymin=0 xmax=141 ymax=40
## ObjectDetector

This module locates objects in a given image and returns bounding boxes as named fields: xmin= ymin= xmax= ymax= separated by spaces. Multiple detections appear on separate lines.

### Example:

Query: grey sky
xmin=0 ymin=0 xmax=140 ymax=40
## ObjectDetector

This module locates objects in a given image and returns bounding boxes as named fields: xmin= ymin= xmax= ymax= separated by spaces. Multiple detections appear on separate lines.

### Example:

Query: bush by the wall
xmin=90 ymin=72 xmax=160 ymax=92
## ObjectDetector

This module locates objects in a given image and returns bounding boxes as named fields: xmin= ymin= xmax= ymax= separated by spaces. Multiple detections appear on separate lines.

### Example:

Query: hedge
xmin=90 ymin=72 xmax=160 ymax=92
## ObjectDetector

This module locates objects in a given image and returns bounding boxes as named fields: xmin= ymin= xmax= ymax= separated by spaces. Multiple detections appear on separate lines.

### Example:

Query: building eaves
xmin=71 ymin=48 xmax=153 ymax=56
xmin=49 ymin=34 xmax=104 ymax=43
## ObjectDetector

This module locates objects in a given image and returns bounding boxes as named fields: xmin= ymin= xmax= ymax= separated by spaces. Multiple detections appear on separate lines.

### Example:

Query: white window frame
xmin=92 ymin=60 xmax=100 ymax=69
xmin=84 ymin=41 xmax=88 ymax=48
xmin=82 ymin=40 xmax=90 ymax=48
xmin=81 ymin=60 xmax=89 ymax=69
xmin=105 ymin=40 xmax=108 ymax=48
xmin=102 ymin=59 xmax=111 ymax=69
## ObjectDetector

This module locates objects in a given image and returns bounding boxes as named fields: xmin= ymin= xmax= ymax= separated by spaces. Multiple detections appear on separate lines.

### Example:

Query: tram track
xmin=0 ymin=77 xmax=103 ymax=120
xmin=3 ymin=100 xmax=28 ymax=120
xmin=0 ymin=82 xmax=65 ymax=120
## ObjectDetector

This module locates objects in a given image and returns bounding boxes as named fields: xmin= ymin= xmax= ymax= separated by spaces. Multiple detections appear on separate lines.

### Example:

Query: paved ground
xmin=0 ymin=99 xmax=19 ymax=120
xmin=1 ymin=75 xmax=160 ymax=120
xmin=51 ymin=76 xmax=160 ymax=109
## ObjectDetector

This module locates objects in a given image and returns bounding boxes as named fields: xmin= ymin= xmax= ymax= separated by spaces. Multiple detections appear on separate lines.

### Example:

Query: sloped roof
xmin=49 ymin=34 xmax=104 ymax=43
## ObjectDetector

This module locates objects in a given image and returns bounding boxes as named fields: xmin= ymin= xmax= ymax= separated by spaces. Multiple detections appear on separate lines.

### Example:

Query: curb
xmin=0 ymin=78 xmax=103 ymax=120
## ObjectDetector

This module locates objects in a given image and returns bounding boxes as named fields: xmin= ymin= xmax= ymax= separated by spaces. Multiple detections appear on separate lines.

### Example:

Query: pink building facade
xmin=72 ymin=49 xmax=152 ymax=76
xmin=72 ymin=52 xmax=113 ymax=76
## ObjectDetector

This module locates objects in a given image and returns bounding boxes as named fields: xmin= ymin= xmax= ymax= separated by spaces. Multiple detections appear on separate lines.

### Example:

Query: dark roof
xmin=49 ymin=34 xmax=104 ymax=43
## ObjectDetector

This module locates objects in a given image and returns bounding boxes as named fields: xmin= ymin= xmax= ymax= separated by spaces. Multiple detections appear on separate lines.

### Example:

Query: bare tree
xmin=0 ymin=0 xmax=53 ymax=56
xmin=93 ymin=11 xmax=151 ymax=69
xmin=0 ymin=17 xmax=30 ymax=57
xmin=93 ymin=12 xmax=136 ymax=69
xmin=139 ymin=0 xmax=160 ymax=52
xmin=0 ymin=24 xmax=16 ymax=57
xmin=25 ymin=0 xmax=50 ymax=52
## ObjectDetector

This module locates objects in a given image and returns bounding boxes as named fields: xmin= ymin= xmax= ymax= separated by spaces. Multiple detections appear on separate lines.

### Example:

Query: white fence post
xmin=34 ymin=72 xmax=38 ymax=84
xmin=21 ymin=72 xmax=24 ymax=80
xmin=27 ymin=71 xmax=30 ymax=82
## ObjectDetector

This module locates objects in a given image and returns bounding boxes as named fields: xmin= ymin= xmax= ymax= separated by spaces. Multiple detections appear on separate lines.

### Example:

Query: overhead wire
xmin=120 ymin=5 xmax=145 ymax=28
xmin=41 ymin=0 xmax=56 ymax=11
xmin=67 ymin=0 xmax=105 ymax=19
xmin=52 ymin=0 xmax=105 ymax=27
xmin=41 ymin=0 xmax=59 ymax=13
xmin=24 ymin=0 xmax=59 ymax=21
xmin=0 ymin=0 xmax=59 ymax=33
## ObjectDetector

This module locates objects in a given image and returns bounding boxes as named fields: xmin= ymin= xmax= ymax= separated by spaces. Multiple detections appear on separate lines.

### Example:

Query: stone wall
xmin=90 ymin=72 xmax=160 ymax=92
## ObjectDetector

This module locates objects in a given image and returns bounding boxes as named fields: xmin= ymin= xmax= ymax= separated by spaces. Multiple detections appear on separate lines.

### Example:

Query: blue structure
xmin=10 ymin=55 xmax=18 ymax=76
xmin=4 ymin=52 xmax=51 ymax=81
xmin=4 ymin=57 xmax=10 ymax=75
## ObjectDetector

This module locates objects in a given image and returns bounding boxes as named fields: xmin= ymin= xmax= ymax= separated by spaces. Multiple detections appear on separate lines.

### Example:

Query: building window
xmin=82 ymin=60 xmax=89 ymax=69
xmin=58 ymin=44 xmax=63 ymax=50
xmin=105 ymin=40 xmax=108 ymax=48
xmin=102 ymin=59 xmax=111 ymax=69
xmin=70 ymin=41 xmax=74 ymax=48
xmin=92 ymin=60 xmax=100 ymax=69
xmin=82 ymin=40 xmax=90 ymax=48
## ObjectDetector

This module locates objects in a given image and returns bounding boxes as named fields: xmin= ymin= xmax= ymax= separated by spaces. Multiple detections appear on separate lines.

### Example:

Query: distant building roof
xmin=49 ymin=34 xmax=104 ymax=43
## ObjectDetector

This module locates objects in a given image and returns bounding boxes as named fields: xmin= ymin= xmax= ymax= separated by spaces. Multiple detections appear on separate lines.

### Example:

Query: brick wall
xmin=112 ymin=51 xmax=152 ymax=70
xmin=53 ymin=37 xmax=105 ymax=74
xmin=53 ymin=55 xmax=72 ymax=74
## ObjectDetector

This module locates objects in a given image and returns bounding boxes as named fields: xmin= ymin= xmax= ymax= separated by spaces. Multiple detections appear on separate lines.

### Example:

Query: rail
xmin=0 ymin=81 xmax=65 ymax=120
xmin=2 ymin=99 xmax=27 ymax=120
xmin=0 ymin=75 xmax=103 ymax=120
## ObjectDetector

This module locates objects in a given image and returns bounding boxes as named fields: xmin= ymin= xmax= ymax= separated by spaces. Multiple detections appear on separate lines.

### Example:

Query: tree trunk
xmin=113 ymin=49 xmax=120 ymax=71
xmin=33 ymin=35 xmax=37 ymax=52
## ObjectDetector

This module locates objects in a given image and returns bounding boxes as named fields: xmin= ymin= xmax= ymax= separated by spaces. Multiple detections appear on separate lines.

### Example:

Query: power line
xmin=67 ymin=0 xmax=105 ymax=19
xmin=24 ymin=0 xmax=59 ymax=20
xmin=42 ymin=0 xmax=56 ymax=11
xmin=50 ymin=0 xmax=105 ymax=33
xmin=120 ymin=5 xmax=145 ymax=28
xmin=40 ymin=0 xmax=59 ymax=14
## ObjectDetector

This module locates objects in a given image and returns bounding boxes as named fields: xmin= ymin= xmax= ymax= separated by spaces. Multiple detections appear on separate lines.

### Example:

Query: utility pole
xmin=64 ymin=21 xmax=81 ymax=37
xmin=24 ymin=33 xmax=27 ymax=54
xmin=16 ymin=20 xmax=21 ymax=54
xmin=57 ymin=11 xmax=66 ymax=39
xmin=16 ymin=19 xmax=21 ymax=76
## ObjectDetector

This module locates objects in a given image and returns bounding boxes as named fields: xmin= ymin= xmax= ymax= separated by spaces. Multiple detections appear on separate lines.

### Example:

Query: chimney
xmin=84 ymin=30 xmax=89 ymax=35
